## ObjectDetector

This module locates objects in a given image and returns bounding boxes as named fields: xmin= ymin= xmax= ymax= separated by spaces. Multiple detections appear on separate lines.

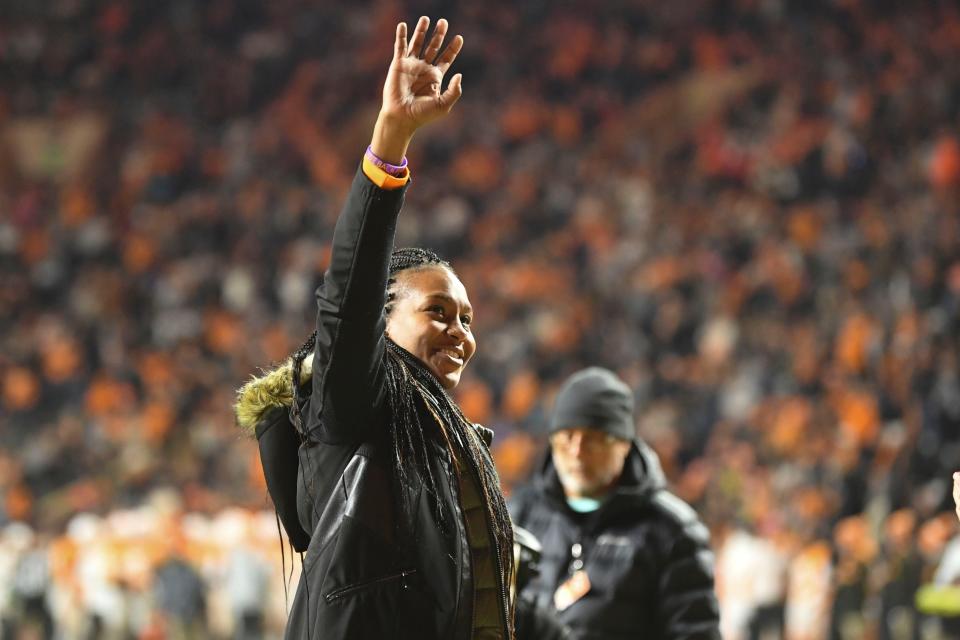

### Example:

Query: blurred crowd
xmin=2 ymin=0 xmax=960 ymax=637
xmin=0 ymin=499 xmax=293 ymax=639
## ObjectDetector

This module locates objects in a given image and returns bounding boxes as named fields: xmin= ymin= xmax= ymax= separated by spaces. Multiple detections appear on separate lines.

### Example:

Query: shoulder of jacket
xmin=650 ymin=490 xmax=710 ymax=544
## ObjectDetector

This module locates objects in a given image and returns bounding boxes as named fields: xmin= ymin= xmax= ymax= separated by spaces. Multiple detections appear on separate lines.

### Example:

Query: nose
xmin=567 ymin=432 xmax=586 ymax=457
xmin=447 ymin=317 xmax=467 ymax=341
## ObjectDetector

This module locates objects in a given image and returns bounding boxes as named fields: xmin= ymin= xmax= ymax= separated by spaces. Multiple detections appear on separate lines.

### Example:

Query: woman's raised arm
xmin=308 ymin=18 xmax=464 ymax=442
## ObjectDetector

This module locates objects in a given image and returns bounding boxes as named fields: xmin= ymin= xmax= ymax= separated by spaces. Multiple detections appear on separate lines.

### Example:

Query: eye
xmin=460 ymin=315 xmax=472 ymax=326
xmin=427 ymin=304 xmax=445 ymax=316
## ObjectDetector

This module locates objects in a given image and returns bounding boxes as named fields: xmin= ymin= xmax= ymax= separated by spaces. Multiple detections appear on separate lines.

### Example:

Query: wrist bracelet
xmin=365 ymin=145 xmax=408 ymax=177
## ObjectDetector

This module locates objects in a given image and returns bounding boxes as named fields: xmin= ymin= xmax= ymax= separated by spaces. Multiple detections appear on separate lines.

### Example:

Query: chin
xmin=439 ymin=372 xmax=461 ymax=389
xmin=430 ymin=362 xmax=464 ymax=389
xmin=557 ymin=471 xmax=594 ymax=495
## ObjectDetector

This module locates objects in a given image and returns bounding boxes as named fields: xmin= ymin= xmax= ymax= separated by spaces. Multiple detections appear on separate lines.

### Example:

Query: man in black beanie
xmin=509 ymin=367 xmax=721 ymax=639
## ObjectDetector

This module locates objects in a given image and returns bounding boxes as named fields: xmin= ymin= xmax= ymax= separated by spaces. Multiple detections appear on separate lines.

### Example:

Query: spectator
xmin=509 ymin=367 xmax=719 ymax=638
xmin=152 ymin=554 xmax=207 ymax=638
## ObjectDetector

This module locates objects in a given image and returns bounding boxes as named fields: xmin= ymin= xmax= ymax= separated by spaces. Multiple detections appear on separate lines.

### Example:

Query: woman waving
xmin=236 ymin=17 xmax=514 ymax=640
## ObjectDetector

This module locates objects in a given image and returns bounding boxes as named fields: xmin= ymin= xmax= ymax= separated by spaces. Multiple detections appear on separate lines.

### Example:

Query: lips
xmin=434 ymin=346 xmax=464 ymax=368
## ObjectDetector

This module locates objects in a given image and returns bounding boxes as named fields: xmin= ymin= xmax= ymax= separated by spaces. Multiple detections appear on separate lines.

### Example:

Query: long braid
xmin=386 ymin=341 xmax=516 ymax=628
xmin=289 ymin=331 xmax=316 ymax=435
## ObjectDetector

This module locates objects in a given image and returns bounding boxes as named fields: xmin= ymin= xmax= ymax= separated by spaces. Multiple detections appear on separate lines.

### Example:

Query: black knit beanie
xmin=549 ymin=367 xmax=635 ymax=441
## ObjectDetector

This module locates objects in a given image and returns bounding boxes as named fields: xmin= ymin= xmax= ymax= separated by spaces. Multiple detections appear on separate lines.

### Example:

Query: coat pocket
xmin=324 ymin=568 xmax=418 ymax=603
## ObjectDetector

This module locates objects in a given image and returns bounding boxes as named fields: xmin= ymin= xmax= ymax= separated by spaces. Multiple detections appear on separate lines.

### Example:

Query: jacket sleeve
xmin=308 ymin=164 xmax=408 ymax=443
xmin=656 ymin=495 xmax=722 ymax=639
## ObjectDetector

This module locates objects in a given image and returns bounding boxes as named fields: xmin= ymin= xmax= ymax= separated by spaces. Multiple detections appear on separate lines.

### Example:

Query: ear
xmin=384 ymin=311 xmax=396 ymax=338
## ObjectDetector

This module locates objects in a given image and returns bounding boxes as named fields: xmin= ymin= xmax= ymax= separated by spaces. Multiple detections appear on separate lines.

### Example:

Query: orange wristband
xmin=362 ymin=155 xmax=410 ymax=189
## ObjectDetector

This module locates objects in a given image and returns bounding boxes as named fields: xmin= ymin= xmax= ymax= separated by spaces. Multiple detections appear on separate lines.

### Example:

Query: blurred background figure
xmin=220 ymin=510 xmax=272 ymax=640
xmin=510 ymin=367 xmax=720 ymax=638
xmin=152 ymin=550 xmax=207 ymax=640
xmin=222 ymin=547 xmax=270 ymax=640
xmin=3 ymin=0 xmax=960 ymax=637
xmin=829 ymin=515 xmax=874 ymax=640
xmin=876 ymin=510 xmax=922 ymax=640
xmin=724 ymin=523 xmax=793 ymax=640
xmin=2 ymin=524 xmax=53 ymax=639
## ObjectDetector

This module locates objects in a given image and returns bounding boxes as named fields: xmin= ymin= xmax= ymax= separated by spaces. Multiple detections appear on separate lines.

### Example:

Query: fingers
xmin=394 ymin=22 xmax=407 ymax=59
xmin=436 ymin=73 xmax=463 ymax=113
xmin=435 ymin=34 xmax=464 ymax=73
xmin=407 ymin=16 xmax=430 ymax=57
xmin=403 ymin=17 xmax=461 ymax=69
xmin=422 ymin=18 xmax=448 ymax=62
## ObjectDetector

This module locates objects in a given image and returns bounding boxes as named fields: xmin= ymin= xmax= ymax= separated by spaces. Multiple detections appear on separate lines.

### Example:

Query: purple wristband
xmin=365 ymin=146 xmax=408 ymax=177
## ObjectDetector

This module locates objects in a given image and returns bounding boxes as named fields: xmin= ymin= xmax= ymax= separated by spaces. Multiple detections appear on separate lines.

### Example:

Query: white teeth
xmin=439 ymin=348 xmax=463 ymax=362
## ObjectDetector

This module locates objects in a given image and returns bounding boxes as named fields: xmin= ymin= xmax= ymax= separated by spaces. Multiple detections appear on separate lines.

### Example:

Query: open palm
xmin=381 ymin=17 xmax=464 ymax=131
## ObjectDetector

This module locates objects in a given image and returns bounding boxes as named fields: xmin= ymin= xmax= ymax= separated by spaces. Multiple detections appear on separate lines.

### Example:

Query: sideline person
xmin=509 ymin=367 xmax=720 ymax=639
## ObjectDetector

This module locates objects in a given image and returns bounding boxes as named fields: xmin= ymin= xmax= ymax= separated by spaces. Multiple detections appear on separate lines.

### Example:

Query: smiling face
xmin=385 ymin=266 xmax=476 ymax=389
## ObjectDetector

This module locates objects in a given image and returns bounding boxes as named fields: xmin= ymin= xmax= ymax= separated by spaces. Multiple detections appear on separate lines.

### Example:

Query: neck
xmin=562 ymin=480 xmax=617 ymax=501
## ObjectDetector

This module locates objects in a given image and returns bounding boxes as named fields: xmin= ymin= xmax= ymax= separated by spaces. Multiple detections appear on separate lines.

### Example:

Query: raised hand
xmin=371 ymin=17 xmax=464 ymax=163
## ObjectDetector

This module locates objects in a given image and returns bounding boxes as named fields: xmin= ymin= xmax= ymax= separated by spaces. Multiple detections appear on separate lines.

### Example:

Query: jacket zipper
xmin=324 ymin=568 xmax=417 ymax=603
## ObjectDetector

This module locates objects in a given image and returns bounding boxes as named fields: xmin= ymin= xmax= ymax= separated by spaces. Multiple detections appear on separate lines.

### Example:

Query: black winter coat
xmin=515 ymin=596 xmax=572 ymax=640
xmin=509 ymin=442 xmax=720 ymax=640
xmin=275 ymin=167 xmax=507 ymax=639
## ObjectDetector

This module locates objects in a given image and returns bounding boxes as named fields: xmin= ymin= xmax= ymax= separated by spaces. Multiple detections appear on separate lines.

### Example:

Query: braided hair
xmin=289 ymin=247 xmax=514 ymax=628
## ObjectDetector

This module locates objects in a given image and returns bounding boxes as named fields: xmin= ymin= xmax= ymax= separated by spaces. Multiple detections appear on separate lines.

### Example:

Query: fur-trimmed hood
xmin=234 ymin=350 xmax=495 ymax=446
xmin=233 ymin=353 xmax=313 ymax=437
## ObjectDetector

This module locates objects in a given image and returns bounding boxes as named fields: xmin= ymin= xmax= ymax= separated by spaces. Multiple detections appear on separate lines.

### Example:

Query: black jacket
xmin=261 ymin=167 xmax=506 ymax=639
xmin=509 ymin=442 xmax=720 ymax=640
xmin=515 ymin=595 xmax=573 ymax=640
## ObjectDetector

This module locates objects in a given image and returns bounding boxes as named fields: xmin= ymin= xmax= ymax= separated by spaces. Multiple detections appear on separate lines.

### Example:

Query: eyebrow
xmin=426 ymin=293 xmax=473 ymax=314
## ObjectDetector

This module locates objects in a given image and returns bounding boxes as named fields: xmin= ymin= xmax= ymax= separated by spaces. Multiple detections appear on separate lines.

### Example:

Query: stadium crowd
xmin=2 ymin=0 xmax=960 ymax=637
